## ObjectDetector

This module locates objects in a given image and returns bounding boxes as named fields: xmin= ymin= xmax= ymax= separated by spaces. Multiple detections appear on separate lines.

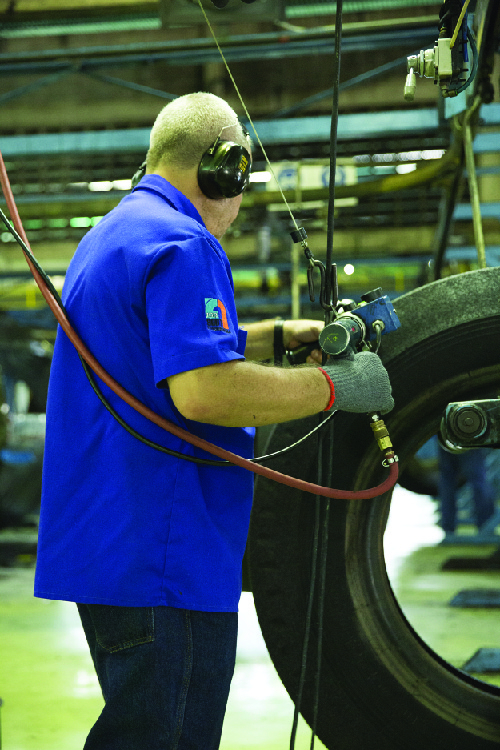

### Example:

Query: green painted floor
xmin=1 ymin=486 xmax=499 ymax=749
xmin=0 ymin=572 xmax=321 ymax=750
xmin=385 ymin=487 xmax=500 ymax=685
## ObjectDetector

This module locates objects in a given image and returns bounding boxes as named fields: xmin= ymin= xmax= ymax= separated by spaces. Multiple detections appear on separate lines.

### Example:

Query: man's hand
xmin=243 ymin=318 xmax=323 ymax=363
xmin=283 ymin=320 xmax=323 ymax=364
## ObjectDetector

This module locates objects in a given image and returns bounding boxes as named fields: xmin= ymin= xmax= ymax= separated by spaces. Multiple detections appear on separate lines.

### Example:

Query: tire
xmin=248 ymin=267 xmax=500 ymax=749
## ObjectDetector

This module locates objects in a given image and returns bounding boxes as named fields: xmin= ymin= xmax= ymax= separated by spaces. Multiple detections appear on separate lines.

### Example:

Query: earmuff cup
xmin=198 ymin=139 xmax=251 ymax=199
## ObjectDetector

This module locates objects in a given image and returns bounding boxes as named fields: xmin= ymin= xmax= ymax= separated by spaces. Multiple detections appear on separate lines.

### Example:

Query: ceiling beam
xmin=0 ymin=25 xmax=437 ymax=73
xmin=0 ymin=108 xmax=442 ymax=158
xmin=6 ymin=102 xmax=500 ymax=158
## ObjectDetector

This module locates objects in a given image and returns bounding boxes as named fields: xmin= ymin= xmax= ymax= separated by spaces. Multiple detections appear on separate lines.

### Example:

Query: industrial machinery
xmin=441 ymin=398 xmax=500 ymax=451
xmin=248 ymin=1 xmax=500 ymax=748
xmin=250 ymin=265 xmax=500 ymax=750
xmin=404 ymin=0 xmax=477 ymax=101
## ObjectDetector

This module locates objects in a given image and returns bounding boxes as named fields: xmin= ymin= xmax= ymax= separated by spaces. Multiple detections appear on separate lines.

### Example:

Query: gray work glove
xmin=322 ymin=351 xmax=394 ymax=414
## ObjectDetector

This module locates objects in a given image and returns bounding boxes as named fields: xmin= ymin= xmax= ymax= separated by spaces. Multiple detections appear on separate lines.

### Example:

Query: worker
xmin=438 ymin=444 xmax=496 ymax=539
xmin=34 ymin=92 xmax=393 ymax=750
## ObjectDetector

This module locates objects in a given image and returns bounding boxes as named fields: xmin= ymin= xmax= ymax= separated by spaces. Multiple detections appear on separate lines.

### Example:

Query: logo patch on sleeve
xmin=205 ymin=298 xmax=230 ymax=332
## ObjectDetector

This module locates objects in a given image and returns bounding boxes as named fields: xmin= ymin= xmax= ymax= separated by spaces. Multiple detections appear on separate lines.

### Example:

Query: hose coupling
xmin=370 ymin=416 xmax=393 ymax=453
xmin=382 ymin=452 xmax=399 ymax=467
xmin=368 ymin=415 xmax=398 ymax=465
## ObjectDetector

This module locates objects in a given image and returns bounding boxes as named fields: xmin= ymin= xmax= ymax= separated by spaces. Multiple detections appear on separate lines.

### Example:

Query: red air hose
xmin=0 ymin=152 xmax=398 ymax=499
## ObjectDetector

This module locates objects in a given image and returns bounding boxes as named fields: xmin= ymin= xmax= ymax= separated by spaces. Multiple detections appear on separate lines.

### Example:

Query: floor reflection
xmin=1 ymin=484 xmax=499 ymax=749
xmin=385 ymin=485 xmax=500 ymax=688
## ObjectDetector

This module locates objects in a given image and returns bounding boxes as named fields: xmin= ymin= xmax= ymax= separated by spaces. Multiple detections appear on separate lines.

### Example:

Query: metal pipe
xmin=463 ymin=96 xmax=487 ymax=269
xmin=291 ymin=237 xmax=300 ymax=320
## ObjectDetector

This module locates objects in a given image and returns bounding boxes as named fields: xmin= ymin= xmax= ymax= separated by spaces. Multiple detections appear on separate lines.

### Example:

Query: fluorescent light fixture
xmin=70 ymin=217 xmax=92 ymax=228
xmin=249 ymin=171 xmax=272 ymax=183
xmin=396 ymin=163 xmax=417 ymax=174
xmin=88 ymin=181 xmax=113 ymax=192
xmin=112 ymin=179 xmax=132 ymax=190
xmin=421 ymin=149 xmax=445 ymax=160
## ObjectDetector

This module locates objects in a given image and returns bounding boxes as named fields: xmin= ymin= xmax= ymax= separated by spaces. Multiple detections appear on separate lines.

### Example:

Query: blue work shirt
xmin=35 ymin=175 xmax=254 ymax=611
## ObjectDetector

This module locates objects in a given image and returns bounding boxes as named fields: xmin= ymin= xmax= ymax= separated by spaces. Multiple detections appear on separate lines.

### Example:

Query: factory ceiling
xmin=1 ymin=0 xmax=442 ymax=133
xmin=0 ymin=0 xmax=498 ymax=310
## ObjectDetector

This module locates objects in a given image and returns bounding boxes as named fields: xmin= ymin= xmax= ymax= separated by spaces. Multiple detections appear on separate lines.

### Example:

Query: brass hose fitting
xmin=369 ymin=413 xmax=398 ymax=467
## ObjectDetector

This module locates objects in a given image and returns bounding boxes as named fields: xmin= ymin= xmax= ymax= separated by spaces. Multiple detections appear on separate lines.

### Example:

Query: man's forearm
xmin=167 ymin=359 xmax=330 ymax=427
xmin=240 ymin=320 xmax=276 ymax=361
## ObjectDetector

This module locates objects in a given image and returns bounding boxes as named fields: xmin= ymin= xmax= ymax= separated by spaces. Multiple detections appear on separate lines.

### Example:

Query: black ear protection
xmin=198 ymin=136 xmax=251 ymax=200
xmin=131 ymin=126 xmax=252 ymax=199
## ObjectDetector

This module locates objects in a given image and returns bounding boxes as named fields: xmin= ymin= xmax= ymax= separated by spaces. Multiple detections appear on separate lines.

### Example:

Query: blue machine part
xmin=354 ymin=295 xmax=401 ymax=341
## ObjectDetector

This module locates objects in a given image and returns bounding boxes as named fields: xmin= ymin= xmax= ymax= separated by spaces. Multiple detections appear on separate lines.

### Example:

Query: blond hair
xmin=146 ymin=92 xmax=249 ymax=172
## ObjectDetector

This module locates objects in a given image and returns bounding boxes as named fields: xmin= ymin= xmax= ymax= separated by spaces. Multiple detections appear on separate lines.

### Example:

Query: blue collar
xmin=133 ymin=174 xmax=205 ymax=228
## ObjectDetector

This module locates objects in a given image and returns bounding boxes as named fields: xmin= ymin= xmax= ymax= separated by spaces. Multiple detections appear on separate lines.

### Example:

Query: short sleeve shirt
xmin=34 ymin=176 xmax=254 ymax=611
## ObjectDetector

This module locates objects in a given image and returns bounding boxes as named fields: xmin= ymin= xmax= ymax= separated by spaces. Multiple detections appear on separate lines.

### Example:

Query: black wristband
xmin=273 ymin=319 xmax=285 ymax=366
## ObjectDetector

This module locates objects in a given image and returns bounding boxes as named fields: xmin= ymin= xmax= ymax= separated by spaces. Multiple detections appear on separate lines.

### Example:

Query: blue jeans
xmin=438 ymin=447 xmax=496 ymax=533
xmin=77 ymin=603 xmax=238 ymax=750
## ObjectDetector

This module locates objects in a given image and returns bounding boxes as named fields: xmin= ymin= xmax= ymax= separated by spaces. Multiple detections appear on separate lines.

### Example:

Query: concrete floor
xmin=1 ymin=486 xmax=499 ymax=750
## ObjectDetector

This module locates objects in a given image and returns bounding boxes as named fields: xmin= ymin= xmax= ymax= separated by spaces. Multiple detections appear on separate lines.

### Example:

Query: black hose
xmin=291 ymin=3 xmax=344 ymax=748
xmin=324 ymin=0 xmax=343 ymax=320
